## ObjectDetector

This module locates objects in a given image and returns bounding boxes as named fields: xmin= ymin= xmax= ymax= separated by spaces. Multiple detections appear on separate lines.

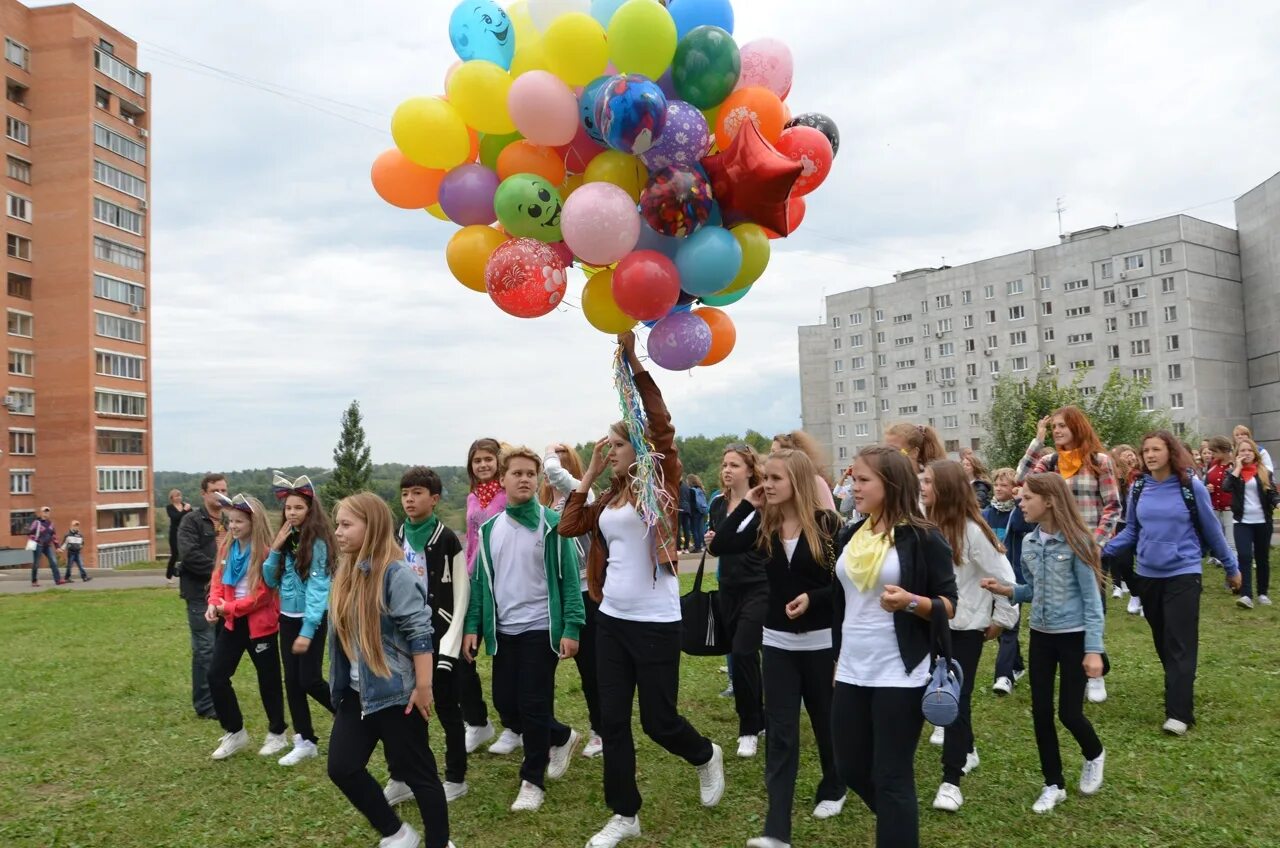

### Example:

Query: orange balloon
xmin=716 ymin=86 xmax=787 ymax=146
xmin=370 ymin=149 xmax=445 ymax=209
xmin=695 ymin=306 xmax=736 ymax=366
xmin=496 ymin=140 xmax=566 ymax=184
xmin=468 ymin=127 xmax=480 ymax=163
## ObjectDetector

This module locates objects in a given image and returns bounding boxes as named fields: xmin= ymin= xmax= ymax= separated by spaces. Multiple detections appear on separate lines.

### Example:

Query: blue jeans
xmin=31 ymin=543 xmax=60 ymax=583
xmin=66 ymin=548 xmax=88 ymax=579
xmin=185 ymin=597 xmax=217 ymax=716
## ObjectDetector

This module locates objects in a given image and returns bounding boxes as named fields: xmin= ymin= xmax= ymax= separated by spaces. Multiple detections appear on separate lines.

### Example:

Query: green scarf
xmin=403 ymin=515 xmax=439 ymax=553
xmin=505 ymin=498 xmax=543 ymax=531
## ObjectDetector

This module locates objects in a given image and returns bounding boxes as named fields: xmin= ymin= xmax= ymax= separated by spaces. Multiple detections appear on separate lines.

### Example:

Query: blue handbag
xmin=921 ymin=601 xmax=964 ymax=726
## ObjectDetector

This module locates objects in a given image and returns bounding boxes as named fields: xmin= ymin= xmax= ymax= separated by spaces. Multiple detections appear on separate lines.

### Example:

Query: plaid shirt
xmin=1017 ymin=439 xmax=1121 ymax=544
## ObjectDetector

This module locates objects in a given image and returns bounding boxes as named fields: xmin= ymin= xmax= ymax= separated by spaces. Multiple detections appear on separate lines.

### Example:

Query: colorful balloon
xmin=581 ymin=269 xmax=638 ymax=333
xmin=560 ymin=182 xmax=641 ymax=265
xmin=716 ymin=86 xmax=786 ymax=145
xmin=647 ymin=310 xmax=712 ymax=370
xmin=447 ymin=60 xmax=515 ymax=134
xmin=447 ymin=225 xmax=508 ymax=292
xmin=370 ymin=149 xmax=445 ymax=209
xmin=494 ymin=174 xmax=564 ymax=242
xmin=438 ymin=164 xmax=500 ymax=225
xmin=700 ymin=283 xmax=751 ymax=306
xmin=480 ymin=131 xmax=523 ymax=170
xmin=448 ymin=0 xmax=515 ymax=69
xmin=693 ymin=306 xmax=736 ymax=365
xmin=486 ymin=238 xmax=568 ymax=318
xmin=667 ymin=0 xmax=735 ymax=39
xmin=508 ymin=71 xmax=580 ymax=146
xmin=635 ymin=217 xmax=680 ymax=258
xmin=722 ymin=222 xmax=769 ymax=292
xmin=608 ymin=0 xmax=678 ymax=80
xmin=392 ymin=97 xmax=471 ymax=169
xmin=583 ymin=150 xmax=648 ymax=201
xmin=671 ymin=26 xmax=740 ymax=109
xmin=701 ymin=120 xmax=802 ymax=234
xmin=579 ymin=75 xmax=613 ymax=145
xmin=510 ymin=38 xmax=551 ymax=77
xmin=596 ymin=74 xmax=668 ymax=155
xmin=764 ymin=195 xmax=805 ymax=238
xmin=497 ymin=140 xmax=567 ymax=184
xmin=786 ymin=112 xmax=841 ymax=158
xmin=639 ymin=166 xmax=714 ymax=237
xmin=589 ymin=0 xmax=629 ymax=26
xmin=544 ymin=13 xmax=609 ymax=86
xmin=426 ymin=203 xmax=450 ymax=221
xmin=774 ymin=125 xmax=834 ymax=197
xmin=639 ymin=100 xmax=710 ymax=171
xmin=557 ymin=124 xmax=607 ymax=173
xmin=735 ymin=38 xmax=793 ymax=100
xmin=612 ymin=250 xmax=681 ymax=320
xmin=674 ymin=225 xmax=742 ymax=296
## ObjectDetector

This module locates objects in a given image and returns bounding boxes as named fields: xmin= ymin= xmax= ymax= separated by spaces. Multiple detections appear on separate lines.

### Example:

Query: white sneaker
xmin=746 ymin=838 xmax=791 ymax=848
xmin=278 ymin=735 xmax=318 ymax=766
xmin=1238 ymin=596 xmax=1254 ymax=609
xmin=1111 ymin=584 xmax=1124 ymax=599
xmin=1080 ymin=749 xmax=1105 ymax=795
xmin=383 ymin=778 xmax=413 ymax=807
xmin=1162 ymin=718 xmax=1188 ymax=736
xmin=812 ymin=794 xmax=846 ymax=819
xmin=1032 ymin=785 xmax=1067 ymax=813
xmin=737 ymin=734 xmax=760 ymax=758
xmin=211 ymin=729 xmax=250 ymax=760
xmin=963 ymin=749 xmax=980 ymax=775
xmin=444 ymin=780 xmax=469 ymax=803
xmin=379 ymin=823 xmax=421 ymax=848
xmin=511 ymin=779 xmax=545 ymax=812
xmin=1086 ymin=677 xmax=1107 ymax=704
xmin=549 ymin=729 xmax=581 ymax=780
xmin=932 ymin=782 xmax=963 ymax=812
xmin=697 ymin=743 xmax=725 ymax=807
xmin=1260 ymin=595 xmax=1272 ymax=606
xmin=929 ymin=725 xmax=945 ymax=745
xmin=489 ymin=728 xmax=523 ymax=755
xmin=586 ymin=814 xmax=641 ymax=847
xmin=992 ymin=676 xmax=1013 ymax=696
xmin=1127 ymin=596 xmax=1143 ymax=615
xmin=258 ymin=731 xmax=290 ymax=757
xmin=1013 ymin=669 xmax=1027 ymax=684
xmin=582 ymin=730 xmax=604 ymax=758
xmin=465 ymin=721 xmax=496 ymax=753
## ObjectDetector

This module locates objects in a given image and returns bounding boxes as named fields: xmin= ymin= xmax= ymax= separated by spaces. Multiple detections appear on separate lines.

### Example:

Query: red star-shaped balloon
xmin=701 ymin=119 xmax=804 ymax=236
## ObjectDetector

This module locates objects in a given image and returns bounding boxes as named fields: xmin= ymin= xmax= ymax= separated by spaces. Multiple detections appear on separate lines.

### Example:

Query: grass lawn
xmin=1 ymin=574 xmax=1277 ymax=848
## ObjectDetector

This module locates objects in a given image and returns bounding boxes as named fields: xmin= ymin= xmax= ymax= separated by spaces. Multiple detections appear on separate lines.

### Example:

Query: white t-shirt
xmin=233 ymin=574 xmax=249 ymax=601
xmin=598 ymin=504 xmax=681 ymax=623
xmin=491 ymin=514 xmax=550 ymax=635
xmin=761 ymin=534 xmax=833 ymax=650
xmin=1240 ymin=476 xmax=1266 ymax=524
xmin=835 ymin=548 xmax=929 ymax=687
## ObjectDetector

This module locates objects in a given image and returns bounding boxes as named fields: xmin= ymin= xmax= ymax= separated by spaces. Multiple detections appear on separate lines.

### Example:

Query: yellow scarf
xmin=1056 ymin=448 xmax=1085 ymax=479
xmin=842 ymin=518 xmax=894 ymax=593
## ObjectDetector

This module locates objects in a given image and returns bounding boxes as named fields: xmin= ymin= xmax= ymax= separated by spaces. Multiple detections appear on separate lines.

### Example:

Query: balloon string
xmin=612 ymin=345 xmax=670 ymax=536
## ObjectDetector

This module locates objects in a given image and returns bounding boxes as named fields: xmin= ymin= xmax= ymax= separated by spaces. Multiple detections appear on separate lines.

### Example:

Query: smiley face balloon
xmin=494 ymin=173 xmax=564 ymax=243
xmin=449 ymin=0 xmax=515 ymax=69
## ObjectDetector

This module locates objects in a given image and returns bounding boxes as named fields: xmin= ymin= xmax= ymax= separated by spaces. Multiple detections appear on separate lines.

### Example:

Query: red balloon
xmin=485 ymin=238 xmax=568 ymax=318
xmin=774 ymin=126 xmax=833 ymax=197
xmin=557 ymin=124 xmax=607 ymax=174
xmin=765 ymin=196 xmax=806 ymax=239
xmin=612 ymin=250 xmax=681 ymax=321
xmin=701 ymin=119 xmax=803 ymax=235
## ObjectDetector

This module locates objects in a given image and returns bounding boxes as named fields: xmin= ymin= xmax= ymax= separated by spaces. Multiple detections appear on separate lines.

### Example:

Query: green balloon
xmin=672 ymin=26 xmax=741 ymax=110
xmin=494 ymin=173 xmax=563 ymax=242
xmin=479 ymin=131 xmax=523 ymax=171
xmin=701 ymin=284 xmax=751 ymax=307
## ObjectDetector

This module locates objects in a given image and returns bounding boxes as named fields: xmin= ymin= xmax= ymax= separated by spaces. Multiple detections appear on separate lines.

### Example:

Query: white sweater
xmin=950 ymin=520 xmax=1020 ymax=632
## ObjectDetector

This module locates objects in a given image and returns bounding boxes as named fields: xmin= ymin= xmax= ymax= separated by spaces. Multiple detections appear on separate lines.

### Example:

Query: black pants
xmin=596 ymin=612 xmax=714 ymax=817
xmin=185 ymin=597 xmax=217 ymax=717
xmin=207 ymin=616 xmax=287 ymax=736
xmin=994 ymin=609 xmax=1025 ymax=681
xmin=941 ymin=630 xmax=984 ymax=785
xmin=492 ymin=630 xmax=570 ymax=789
xmin=455 ymin=652 xmax=490 ymax=729
xmin=1130 ymin=572 xmax=1202 ymax=725
xmin=166 ymin=550 xmax=179 ymax=580
xmin=1028 ymin=630 xmax=1103 ymax=789
xmin=573 ymin=591 xmax=602 ymax=732
xmin=1235 ymin=522 xmax=1272 ymax=598
xmin=831 ymin=683 xmax=925 ymax=848
xmin=721 ymin=583 xmax=768 ymax=737
xmin=328 ymin=690 xmax=450 ymax=847
xmin=279 ymin=615 xmax=333 ymax=744
xmin=762 ymin=646 xmax=842 ymax=842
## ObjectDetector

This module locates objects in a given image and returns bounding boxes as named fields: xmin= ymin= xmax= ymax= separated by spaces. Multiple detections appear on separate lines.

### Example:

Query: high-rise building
xmin=798 ymin=191 xmax=1280 ymax=478
xmin=1 ymin=2 xmax=151 ymax=568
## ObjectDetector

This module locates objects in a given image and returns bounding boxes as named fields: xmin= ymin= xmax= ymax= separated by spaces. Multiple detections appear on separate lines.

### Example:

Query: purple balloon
xmin=438 ymin=164 xmax=499 ymax=226
xmin=640 ymin=101 xmax=711 ymax=172
xmin=647 ymin=310 xmax=712 ymax=370
xmin=656 ymin=68 xmax=679 ymax=101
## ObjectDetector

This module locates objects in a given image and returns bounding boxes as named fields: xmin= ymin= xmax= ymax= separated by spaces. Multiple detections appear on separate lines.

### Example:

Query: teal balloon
xmin=701 ymin=284 xmax=751 ymax=306
xmin=495 ymin=174 xmax=564 ymax=242
xmin=675 ymin=225 xmax=742 ymax=296
xmin=449 ymin=0 xmax=515 ymax=69
xmin=671 ymin=26 xmax=741 ymax=109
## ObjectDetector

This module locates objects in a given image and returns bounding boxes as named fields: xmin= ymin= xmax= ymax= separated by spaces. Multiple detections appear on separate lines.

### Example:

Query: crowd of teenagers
xmin=170 ymin=333 xmax=1276 ymax=848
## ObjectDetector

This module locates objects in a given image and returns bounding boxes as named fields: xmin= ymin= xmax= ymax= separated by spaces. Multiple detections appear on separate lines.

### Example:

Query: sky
xmin=54 ymin=0 xmax=1280 ymax=471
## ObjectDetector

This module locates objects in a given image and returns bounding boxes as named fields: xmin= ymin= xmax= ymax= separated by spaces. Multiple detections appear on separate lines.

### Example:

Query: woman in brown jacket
xmin=559 ymin=332 xmax=725 ymax=848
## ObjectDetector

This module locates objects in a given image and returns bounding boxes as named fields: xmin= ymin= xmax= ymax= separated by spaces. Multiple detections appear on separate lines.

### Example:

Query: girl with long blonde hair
xmin=327 ymin=492 xmax=453 ymax=848
xmin=1222 ymin=438 xmax=1271 ymax=608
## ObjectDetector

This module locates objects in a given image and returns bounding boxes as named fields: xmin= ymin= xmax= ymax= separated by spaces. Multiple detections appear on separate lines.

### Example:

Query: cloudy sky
xmin=60 ymin=0 xmax=1280 ymax=471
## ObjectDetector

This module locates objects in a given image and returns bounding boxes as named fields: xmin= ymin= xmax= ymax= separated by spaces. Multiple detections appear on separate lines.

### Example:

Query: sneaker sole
xmin=549 ymin=733 xmax=582 ymax=779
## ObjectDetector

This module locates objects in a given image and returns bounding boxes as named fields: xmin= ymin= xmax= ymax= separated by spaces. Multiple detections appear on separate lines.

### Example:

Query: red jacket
xmin=1205 ymin=461 xmax=1233 ymax=511
xmin=208 ymin=545 xmax=280 ymax=639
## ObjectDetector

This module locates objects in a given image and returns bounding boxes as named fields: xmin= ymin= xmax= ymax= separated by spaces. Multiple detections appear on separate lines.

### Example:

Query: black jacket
xmin=176 ymin=507 xmax=220 ymax=601
xmin=971 ymin=480 xmax=993 ymax=510
xmin=710 ymin=500 xmax=840 ymax=635
xmin=166 ymin=503 xmax=189 ymax=554
xmin=831 ymin=519 xmax=958 ymax=675
xmin=396 ymin=521 xmax=466 ymax=667
xmin=707 ymin=494 xmax=769 ymax=588
xmin=1223 ymin=471 xmax=1278 ymax=525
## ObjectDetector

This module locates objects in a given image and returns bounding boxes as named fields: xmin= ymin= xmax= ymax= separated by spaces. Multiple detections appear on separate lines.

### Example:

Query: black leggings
xmin=573 ymin=591 xmax=602 ymax=732
xmin=1028 ymin=629 xmax=1103 ymax=789
xmin=720 ymin=583 xmax=768 ymax=737
xmin=941 ymin=630 xmax=985 ymax=785
xmin=1235 ymin=522 xmax=1272 ymax=598
xmin=279 ymin=614 xmax=333 ymax=743
xmin=207 ymin=616 xmax=286 ymax=737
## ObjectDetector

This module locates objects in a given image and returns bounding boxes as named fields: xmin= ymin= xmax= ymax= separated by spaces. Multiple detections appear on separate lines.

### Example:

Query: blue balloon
xmin=597 ymin=74 xmax=668 ymax=155
xmin=667 ymin=0 xmax=735 ymax=39
xmin=675 ymin=225 xmax=742 ymax=297
xmin=449 ymin=0 xmax=515 ymax=69
xmin=636 ymin=218 xmax=681 ymax=259
xmin=590 ymin=0 xmax=629 ymax=26
xmin=579 ymin=75 xmax=613 ymax=145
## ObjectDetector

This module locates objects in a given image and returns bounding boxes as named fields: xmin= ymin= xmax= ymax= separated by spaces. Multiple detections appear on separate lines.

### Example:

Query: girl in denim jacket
xmin=981 ymin=473 xmax=1106 ymax=816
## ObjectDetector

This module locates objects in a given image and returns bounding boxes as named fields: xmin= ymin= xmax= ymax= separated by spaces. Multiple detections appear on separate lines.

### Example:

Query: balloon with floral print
xmin=639 ymin=100 xmax=711 ymax=172
xmin=485 ymin=237 xmax=568 ymax=317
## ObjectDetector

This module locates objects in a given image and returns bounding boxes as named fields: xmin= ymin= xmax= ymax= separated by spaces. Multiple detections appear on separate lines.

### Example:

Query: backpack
xmin=1128 ymin=474 xmax=1206 ymax=552
xmin=693 ymin=487 xmax=708 ymax=514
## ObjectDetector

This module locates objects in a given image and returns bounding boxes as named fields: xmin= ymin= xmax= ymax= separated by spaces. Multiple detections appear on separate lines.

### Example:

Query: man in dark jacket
xmin=177 ymin=473 xmax=227 ymax=719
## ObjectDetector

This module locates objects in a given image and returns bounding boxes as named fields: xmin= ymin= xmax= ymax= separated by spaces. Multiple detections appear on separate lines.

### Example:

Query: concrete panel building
xmin=1236 ymin=171 xmax=1280 ymax=447
xmin=2 ymin=1 xmax=152 ymax=567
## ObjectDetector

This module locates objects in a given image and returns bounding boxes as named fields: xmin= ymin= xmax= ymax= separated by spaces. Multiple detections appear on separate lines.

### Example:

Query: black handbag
xmin=681 ymin=553 xmax=729 ymax=656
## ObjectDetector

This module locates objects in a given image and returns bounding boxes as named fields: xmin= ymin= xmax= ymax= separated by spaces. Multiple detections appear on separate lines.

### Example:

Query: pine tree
xmin=322 ymin=400 xmax=373 ymax=509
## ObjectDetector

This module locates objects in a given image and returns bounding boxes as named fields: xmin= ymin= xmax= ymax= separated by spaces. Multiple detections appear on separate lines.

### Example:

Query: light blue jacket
xmin=263 ymin=539 xmax=331 ymax=640
xmin=329 ymin=560 xmax=434 ymax=716
xmin=1013 ymin=530 xmax=1106 ymax=655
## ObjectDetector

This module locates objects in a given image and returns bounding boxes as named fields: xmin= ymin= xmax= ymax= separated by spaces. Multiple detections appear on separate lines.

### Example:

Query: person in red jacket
xmin=1203 ymin=436 xmax=1237 ymax=572
xmin=205 ymin=493 xmax=288 ymax=760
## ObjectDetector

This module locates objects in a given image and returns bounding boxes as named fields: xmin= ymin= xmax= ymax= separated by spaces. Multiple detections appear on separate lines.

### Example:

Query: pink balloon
xmin=736 ymin=38 xmax=794 ymax=100
xmin=561 ymin=182 xmax=641 ymax=266
xmin=508 ymin=70 xmax=580 ymax=147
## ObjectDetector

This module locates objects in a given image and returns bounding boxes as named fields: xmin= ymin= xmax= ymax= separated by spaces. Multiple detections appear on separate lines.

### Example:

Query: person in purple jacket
xmin=1103 ymin=431 xmax=1240 ymax=737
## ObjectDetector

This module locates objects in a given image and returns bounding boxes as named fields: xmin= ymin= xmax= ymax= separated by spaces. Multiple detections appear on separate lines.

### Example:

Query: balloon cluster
xmin=370 ymin=0 xmax=839 ymax=370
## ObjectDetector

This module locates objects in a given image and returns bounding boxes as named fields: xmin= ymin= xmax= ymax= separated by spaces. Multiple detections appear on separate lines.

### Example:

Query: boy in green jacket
xmin=463 ymin=445 xmax=586 ymax=814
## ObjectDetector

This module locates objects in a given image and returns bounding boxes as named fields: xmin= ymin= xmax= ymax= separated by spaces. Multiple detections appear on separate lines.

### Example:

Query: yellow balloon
xmin=722 ymin=223 xmax=771 ymax=293
xmin=510 ymin=37 xmax=550 ymax=78
xmin=446 ymin=60 xmax=515 ymax=134
xmin=447 ymin=225 xmax=508 ymax=292
xmin=608 ymin=0 xmax=677 ymax=79
xmin=508 ymin=0 xmax=538 ymax=43
xmin=582 ymin=270 xmax=637 ymax=334
xmin=560 ymin=172 xmax=585 ymax=200
xmin=392 ymin=97 xmax=470 ymax=169
xmin=583 ymin=150 xmax=648 ymax=202
xmin=543 ymin=13 xmax=608 ymax=86
xmin=425 ymin=203 xmax=450 ymax=220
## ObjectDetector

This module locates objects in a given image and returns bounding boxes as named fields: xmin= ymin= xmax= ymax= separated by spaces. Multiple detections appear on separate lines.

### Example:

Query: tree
xmin=321 ymin=400 xmax=374 ymax=509
xmin=983 ymin=366 xmax=1170 ymax=471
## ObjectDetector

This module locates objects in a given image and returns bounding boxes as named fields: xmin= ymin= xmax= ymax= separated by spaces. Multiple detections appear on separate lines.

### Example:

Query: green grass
xmin=1 ymin=576 xmax=1278 ymax=848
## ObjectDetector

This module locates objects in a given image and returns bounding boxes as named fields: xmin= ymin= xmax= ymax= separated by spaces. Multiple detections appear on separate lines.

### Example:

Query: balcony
xmin=94 ymin=48 xmax=146 ymax=97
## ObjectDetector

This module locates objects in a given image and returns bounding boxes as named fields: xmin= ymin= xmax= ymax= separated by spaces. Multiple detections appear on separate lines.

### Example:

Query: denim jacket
xmin=264 ymin=540 xmax=332 ymax=640
xmin=329 ymin=560 xmax=434 ymax=716
xmin=1013 ymin=531 xmax=1105 ymax=655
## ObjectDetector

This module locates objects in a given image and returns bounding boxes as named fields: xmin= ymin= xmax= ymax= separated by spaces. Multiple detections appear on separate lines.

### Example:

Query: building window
xmin=1063 ymin=278 xmax=1089 ymax=292
xmin=1128 ymin=311 xmax=1149 ymax=328
xmin=835 ymin=401 xmax=847 ymax=415
xmin=7 ymin=233 xmax=30 ymax=260
xmin=6 ymin=156 xmax=29 ymax=184
xmin=1100 ymin=261 xmax=1113 ymax=279
xmin=1008 ymin=305 xmax=1025 ymax=321
xmin=1106 ymin=344 xmax=1120 ymax=361
xmin=94 ymin=390 xmax=146 ymax=417
xmin=97 ymin=542 xmax=152 ymax=569
xmin=892 ymin=313 xmax=913 ymax=325
xmin=835 ymin=380 xmax=845 ymax=395
xmin=1010 ymin=330 xmax=1027 ymax=346
xmin=1124 ymin=254 xmax=1145 ymax=271
xmin=93 ymin=123 xmax=147 ymax=165
xmin=942 ymin=390 xmax=956 ymax=405
xmin=831 ymin=315 xmax=841 ymax=329
xmin=93 ymin=160 xmax=147 ymax=199
xmin=1166 ymin=334 xmax=1180 ymax=351
xmin=1040 ymin=275 xmax=1051 ymax=290
xmin=968 ymin=388 xmax=979 ymax=402
xmin=1159 ymin=247 xmax=1173 ymax=264
xmin=850 ymin=333 xmax=864 ymax=347
xmin=1045 ymin=353 xmax=1056 ymax=366
xmin=4 ymin=38 xmax=29 ymax=70
xmin=962 ymin=314 xmax=974 ymax=329
xmin=898 ymin=382 xmax=917 ymax=392
xmin=1161 ymin=276 xmax=1175 ymax=293
xmin=1132 ymin=367 xmax=1152 ymax=382
xmin=989 ymin=360 xmax=1000 ymax=375
xmin=1164 ymin=305 xmax=1177 ymax=323
xmin=1043 ymin=328 xmax=1055 ymax=341
xmin=851 ymin=312 xmax=863 ymax=325
xmin=1006 ymin=279 xmax=1024 ymax=296
xmin=93 ymin=197 xmax=144 ymax=235
xmin=95 ymin=312 xmax=144 ymax=343
xmin=876 ymin=332 xmax=886 ymax=344
xmin=94 ymin=86 xmax=111 ymax=109
xmin=8 ymin=349 xmax=31 ymax=375
xmin=984 ymin=310 xmax=996 ymax=324
xmin=895 ymin=359 xmax=916 ymax=368
xmin=961 ymin=290 xmax=972 ymax=304
xmin=853 ymin=400 xmax=867 ymax=414
xmin=964 ymin=338 xmax=976 ymax=352
xmin=6 ymin=193 xmax=30 ymax=222
xmin=1142 ymin=394 xmax=1155 ymax=411
xmin=1173 ymin=422 xmax=1187 ymax=437
xmin=10 ymin=509 xmax=34 ymax=534
xmin=9 ymin=429 xmax=33 ymax=454
xmin=942 ymin=415 xmax=959 ymax=430
xmin=93 ymin=274 xmax=144 ymax=308
xmin=837 ymin=446 xmax=848 ymax=461
xmin=5 ymin=115 xmax=28 ymax=144
xmin=852 ymin=356 xmax=865 ymax=370
xmin=1104 ymin=317 xmax=1117 ymax=333
xmin=7 ymin=273 xmax=30 ymax=299
xmin=898 ymin=405 xmax=919 ymax=415
xmin=895 ymin=336 xmax=914 ymax=348
xmin=1168 ymin=364 xmax=1182 ymax=380
xmin=874 ymin=309 xmax=884 ymax=323
xmin=1130 ymin=339 xmax=1151 ymax=356
xmin=1127 ymin=282 xmax=1146 ymax=299
xmin=983 ymin=285 xmax=994 ymax=299
xmin=855 ymin=423 xmax=869 ymax=437
xmin=1068 ymin=332 xmax=1094 ymax=345
xmin=832 ymin=337 xmax=842 ymax=351
xmin=94 ymin=236 xmax=145 ymax=271
xmin=8 ymin=388 xmax=33 ymax=414
xmin=97 ymin=428 xmax=145 ymax=454
xmin=880 ymin=399 xmax=889 ymax=412
xmin=836 ymin=424 xmax=847 ymax=438
xmin=1070 ymin=360 xmax=1095 ymax=371
xmin=1040 ymin=302 xmax=1053 ymax=316
xmin=935 ymin=294 xmax=952 ymax=309
xmin=9 ymin=469 xmax=31 ymax=495
xmin=940 ymin=367 xmax=957 ymax=381
xmin=1080 ymin=386 xmax=1098 ymax=397
xmin=938 ymin=342 xmax=954 ymax=357
xmin=938 ymin=318 xmax=953 ymax=333
xmin=1065 ymin=305 xmax=1092 ymax=318
xmin=832 ymin=359 xmax=843 ymax=374
xmin=853 ymin=379 xmax=867 ymax=392
xmin=1170 ymin=393 xmax=1184 ymax=409
xmin=93 ymin=48 xmax=147 ymax=95
xmin=878 ymin=376 xmax=889 ymax=389
xmin=1103 ymin=289 xmax=1117 ymax=306
xmin=95 ymin=349 xmax=145 ymax=380
xmin=986 ymin=335 xmax=998 ymax=350
xmin=5 ymin=79 xmax=27 ymax=107
xmin=7 ymin=309 xmax=32 ymax=337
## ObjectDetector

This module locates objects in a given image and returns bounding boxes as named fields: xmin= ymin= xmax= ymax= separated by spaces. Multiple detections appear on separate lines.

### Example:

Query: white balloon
xmin=528 ymin=0 xmax=591 ymax=30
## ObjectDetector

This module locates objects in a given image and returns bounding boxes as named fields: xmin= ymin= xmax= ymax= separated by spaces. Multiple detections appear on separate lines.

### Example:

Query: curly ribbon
xmin=612 ymin=346 xmax=673 ymax=536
